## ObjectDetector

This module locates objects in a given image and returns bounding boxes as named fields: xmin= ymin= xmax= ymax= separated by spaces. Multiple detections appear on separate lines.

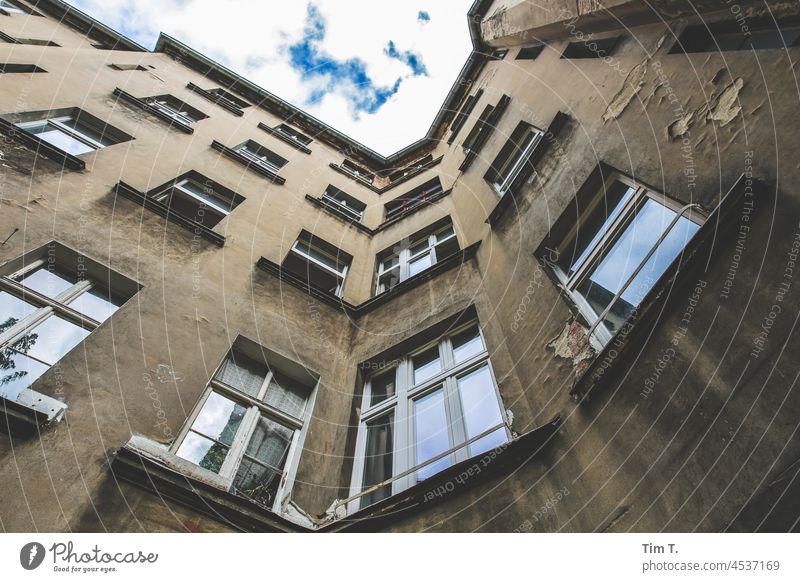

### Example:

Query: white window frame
xmin=320 ymin=188 xmax=365 ymax=223
xmin=276 ymin=124 xmax=311 ymax=146
xmin=375 ymin=223 xmax=457 ymax=295
xmin=153 ymin=178 xmax=232 ymax=219
xmin=0 ymin=0 xmax=25 ymax=14
xmin=289 ymin=238 xmax=350 ymax=298
xmin=234 ymin=142 xmax=284 ymax=175
xmin=551 ymin=172 xmax=704 ymax=348
xmin=0 ymin=254 xmax=133 ymax=409
xmin=17 ymin=116 xmax=109 ymax=153
xmin=491 ymin=125 xmax=544 ymax=197
xmin=348 ymin=321 xmax=509 ymax=513
xmin=170 ymin=347 xmax=318 ymax=514
xmin=145 ymin=97 xmax=197 ymax=126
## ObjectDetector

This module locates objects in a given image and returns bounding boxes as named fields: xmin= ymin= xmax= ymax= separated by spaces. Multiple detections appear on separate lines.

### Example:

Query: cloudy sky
xmin=67 ymin=0 xmax=474 ymax=155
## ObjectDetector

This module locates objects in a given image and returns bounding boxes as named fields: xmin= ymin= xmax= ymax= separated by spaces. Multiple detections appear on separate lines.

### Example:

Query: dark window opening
xmin=319 ymin=186 xmax=366 ymax=223
xmin=562 ymin=36 xmax=621 ymax=58
xmin=282 ymin=233 xmax=351 ymax=298
xmin=384 ymin=177 xmax=444 ymax=222
xmin=489 ymin=48 xmax=509 ymax=60
xmin=669 ymin=19 xmax=800 ymax=53
xmin=0 ymin=63 xmax=45 ymax=73
xmin=516 ymin=45 xmax=544 ymax=60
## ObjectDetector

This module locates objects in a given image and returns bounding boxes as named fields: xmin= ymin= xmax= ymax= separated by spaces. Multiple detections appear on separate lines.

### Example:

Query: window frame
xmin=170 ymin=342 xmax=318 ymax=513
xmin=320 ymin=186 xmax=365 ymax=223
xmin=0 ymin=242 xmax=140 ymax=415
xmin=548 ymin=172 xmax=704 ymax=347
xmin=233 ymin=141 xmax=286 ymax=175
xmin=486 ymin=122 xmax=545 ymax=197
xmin=349 ymin=321 xmax=509 ymax=512
xmin=144 ymin=95 xmax=203 ymax=126
xmin=0 ymin=0 xmax=25 ymax=14
xmin=151 ymin=177 xmax=237 ymax=226
xmin=16 ymin=115 xmax=110 ymax=154
xmin=287 ymin=236 xmax=350 ymax=298
xmin=375 ymin=222 xmax=458 ymax=295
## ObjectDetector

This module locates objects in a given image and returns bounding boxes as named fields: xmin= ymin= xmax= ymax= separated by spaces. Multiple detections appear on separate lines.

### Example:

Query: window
xmin=340 ymin=159 xmax=374 ymax=183
xmin=0 ymin=63 xmax=45 ymax=73
xmin=489 ymin=48 xmax=508 ymax=60
xmin=350 ymin=320 xmax=508 ymax=509
xmin=562 ymin=36 xmax=621 ymax=58
xmin=0 ymin=242 xmax=139 ymax=406
xmin=545 ymin=173 xmax=703 ymax=347
xmin=319 ymin=186 xmax=366 ymax=223
xmin=462 ymin=104 xmax=494 ymax=152
xmin=282 ymin=233 xmax=351 ymax=298
xmin=375 ymin=221 xmax=459 ymax=294
xmin=173 ymin=339 xmax=316 ymax=511
xmin=0 ymin=31 xmax=58 ymax=46
xmin=109 ymin=64 xmax=147 ymax=71
xmin=384 ymin=177 xmax=444 ymax=222
xmin=516 ymin=45 xmax=545 ymax=60
xmin=448 ymin=89 xmax=483 ymax=144
xmin=15 ymin=112 xmax=130 ymax=156
xmin=207 ymin=87 xmax=250 ymax=109
xmin=151 ymin=175 xmax=243 ymax=229
xmin=669 ymin=19 xmax=800 ymax=53
xmin=485 ymin=122 xmax=544 ymax=197
xmin=275 ymin=123 xmax=312 ymax=146
xmin=144 ymin=95 xmax=206 ymax=127
xmin=233 ymin=141 xmax=286 ymax=175
xmin=0 ymin=0 xmax=24 ymax=14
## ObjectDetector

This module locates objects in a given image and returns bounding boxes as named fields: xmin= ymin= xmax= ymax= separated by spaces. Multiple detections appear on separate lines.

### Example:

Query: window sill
xmin=0 ymin=117 xmax=85 ymax=170
xmin=256 ymin=241 xmax=480 ymax=317
xmin=210 ymin=140 xmax=286 ymax=184
xmin=114 ymin=181 xmax=226 ymax=246
xmin=257 ymin=123 xmax=312 ymax=154
xmin=486 ymin=111 xmax=570 ymax=228
xmin=304 ymin=195 xmax=373 ymax=234
xmin=112 ymin=87 xmax=194 ymax=134
xmin=1 ymin=389 xmax=67 ymax=437
xmin=551 ymin=173 xmax=768 ymax=401
xmin=186 ymin=82 xmax=244 ymax=116
xmin=111 ymin=435 xmax=306 ymax=532
xmin=325 ymin=415 xmax=561 ymax=531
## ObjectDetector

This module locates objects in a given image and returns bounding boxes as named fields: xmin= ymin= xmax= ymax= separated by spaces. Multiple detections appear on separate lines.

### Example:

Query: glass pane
xmin=408 ymin=253 xmax=433 ymax=278
xmin=243 ymin=415 xmax=293 ymax=469
xmin=294 ymin=240 xmax=345 ymax=274
xmin=59 ymin=118 xmax=113 ymax=147
xmin=215 ymin=350 xmax=268 ymax=398
xmin=0 ymin=291 xmax=36 ymax=332
xmin=0 ymin=349 xmax=49 ymax=400
xmin=233 ymin=458 xmax=282 ymax=508
xmin=409 ymin=238 xmax=430 ymax=257
xmin=415 ymin=389 xmax=451 ymax=480
xmin=190 ymin=391 xmax=247 ymax=446
xmin=381 ymin=255 xmax=400 ymax=271
xmin=565 ymin=180 xmax=637 ymax=274
xmin=263 ymin=371 xmax=309 ymax=419
xmin=369 ymin=368 xmax=396 ymax=407
xmin=176 ymin=431 xmax=229 ymax=473
xmin=18 ymin=265 xmax=78 ymax=298
xmin=177 ymin=181 xmax=231 ymax=215
xmin=361 ymin=413 xmax=394 ymax=508
xmin=67 ymin=288 xmax=120 ymax=322
xmin=412 ymin=345 xmax=441 ymax=385
xmin=27 ymin=123 xmax=96 ymax=155
xmin=23 ymin=315 xmax=90 ymax=365
xmin=457 ymin=365 xmax=507 ymax=456
xmin=577 ymin=199 xmax=700 ymax=333
xmin=451 ymin=326 xmax=484 ymax=364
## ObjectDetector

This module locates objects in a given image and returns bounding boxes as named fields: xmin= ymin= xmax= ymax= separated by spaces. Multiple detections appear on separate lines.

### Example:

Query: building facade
xmin=0 ymin=0 xmax=798 ymax=532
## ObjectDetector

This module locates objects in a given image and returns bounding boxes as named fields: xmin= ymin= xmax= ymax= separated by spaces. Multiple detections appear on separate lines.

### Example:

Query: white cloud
xmin=66 ymin=0 xmax=473 ymax=155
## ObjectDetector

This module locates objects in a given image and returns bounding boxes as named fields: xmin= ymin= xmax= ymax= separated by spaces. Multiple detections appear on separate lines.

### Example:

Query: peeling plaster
xmin=706 ymin=78 xmax=744 ymax=127
xmin=547 ymin=319 xmax=595 ymax=376
xmin=602 ymin=60 xmax=648 ymax=123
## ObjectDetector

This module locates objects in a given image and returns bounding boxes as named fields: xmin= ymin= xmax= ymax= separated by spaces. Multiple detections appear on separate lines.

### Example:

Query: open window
xmin=282 ymin=232 xmax=351 ymax=298
xmin=485 ymin=121 xmax=544 ymax=197
xmin=0 ymin=242 xmax=140 ymax=433
xmin=319 ymin=186 xmax=366 ymax=223
xmin=349 ymin=314 xmax=509 ymax=510
xmin=12 ymin=109 xmax=132 ymax=157
xmin=375 ymin=219 xmax=459 ymax=295
xmin=538 ymin=170 xmax=704 ymax=347
xmin=171 ymin=337 xmax=317 ymax=512
xmin=384 ymin=177 xmax=445 ymax=222
xmin=150 ymin=172 xmax=244 ymax=230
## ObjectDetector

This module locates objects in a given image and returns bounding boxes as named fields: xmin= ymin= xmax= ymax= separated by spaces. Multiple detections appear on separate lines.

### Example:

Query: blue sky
xmin=66 ymin=0 xmax=474 ymax=154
